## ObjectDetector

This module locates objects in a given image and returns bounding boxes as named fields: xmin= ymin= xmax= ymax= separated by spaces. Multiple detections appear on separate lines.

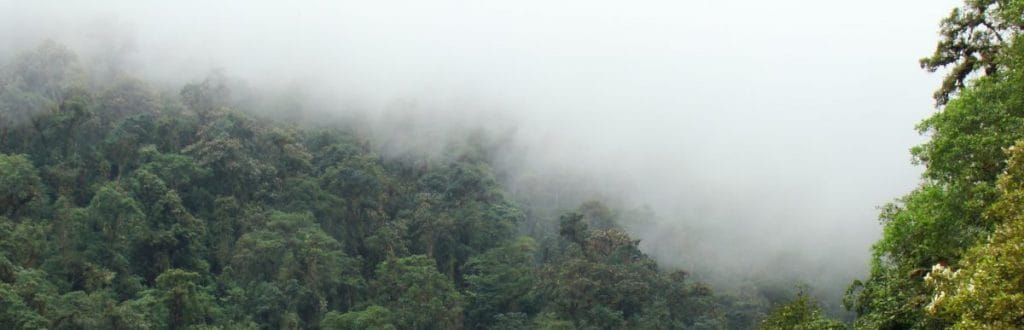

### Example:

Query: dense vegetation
xmin=8 ymin=1 xmax=1024 ymax=329
xmin=0 ymin=42 xmax=739 ymax=329
xmin=840 ymin=0 xmax=1024 ymax=328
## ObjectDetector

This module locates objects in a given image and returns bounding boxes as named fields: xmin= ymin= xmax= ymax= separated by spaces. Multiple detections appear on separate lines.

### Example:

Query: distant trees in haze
xmin=0 ymin=41 xmax=733 ymax=329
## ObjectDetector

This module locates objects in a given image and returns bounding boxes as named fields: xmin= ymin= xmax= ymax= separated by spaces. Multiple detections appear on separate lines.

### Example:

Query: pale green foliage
xmin=924 ymin=142 xmax=1024 ymax=327
xmin=761 ymin=292 xmax=845 ymax=330
xmin=0 ymin=41 xmax=83 ymax=128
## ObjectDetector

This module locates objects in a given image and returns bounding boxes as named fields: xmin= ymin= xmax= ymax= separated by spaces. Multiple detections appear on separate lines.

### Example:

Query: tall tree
xmin=0 ymin=154 xmax=43 ymax=218
xmin=921 ymin=0 xmax=1024 ymax=105
xmin=371 ymin=255 xmax=463 ymax=330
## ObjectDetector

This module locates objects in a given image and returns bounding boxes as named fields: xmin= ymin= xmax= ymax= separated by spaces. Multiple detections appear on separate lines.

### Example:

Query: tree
xmin=153 ymin=269 xmax=216 ymax=329
xmin=48 ymin=290 xmax=125 ymax=329
xmin=101 ymin=114 xmax=158 ymax=179
xmin=557 ymin=212 xmax=588 ymax=248
xmin=229 ymin=212 xmax=362 ymax=327
xmin=463 ymin=237 xmax=538 ymax=328
xmin=849 ymin=9 xmax=1024 ymax=328
xmin=539 ymin=209 xmax=724 ymax=329
xmin=179 ymin=71 xmax=231 ymax=122
xmin=39 ymin=184 xmax=144 ymax=295
xmin=923 ymin=142 xmax=1024 ymax=327
xmin=96 ymin=77 xmax=158 ymax=124
xmin=371 ymin=255 xmax=463 ymax=330
xmin=0 ymin=40 xmax=83 ymax=140
xmin=0 ymin=283 xmax=48 ymax=329
xmin=761 ymin=291 xmax=845 ymax=330
xmin=921 ymin=0 xmax=1024 ymax=105
xmin=0 ymin=153 xmax=43 ymax=218
xmin=0 ymin=219 xmax=48 ymax=269
xmin=322 ymin=305 xmax=395 ymax=330
xmin=125 ymin=170 xmax=206 ymax=282
xmin=0 ymin=268 xmax=58 ymax=329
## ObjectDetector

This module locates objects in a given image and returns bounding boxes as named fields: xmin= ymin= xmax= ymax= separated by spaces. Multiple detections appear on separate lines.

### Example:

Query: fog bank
xmin=0 ymin=0 xmax=963 ymax=302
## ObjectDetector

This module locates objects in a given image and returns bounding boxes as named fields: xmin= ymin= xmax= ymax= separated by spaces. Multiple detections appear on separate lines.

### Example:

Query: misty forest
xmin=3 ymin=0 xmax=1024 ymax=329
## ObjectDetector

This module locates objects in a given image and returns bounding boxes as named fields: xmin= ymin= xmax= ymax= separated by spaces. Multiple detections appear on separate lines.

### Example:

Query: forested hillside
xmin=8 ymin=1 xmax=1024 ymax=329
xmin=0 ymin=42 xmax=738 ymax=329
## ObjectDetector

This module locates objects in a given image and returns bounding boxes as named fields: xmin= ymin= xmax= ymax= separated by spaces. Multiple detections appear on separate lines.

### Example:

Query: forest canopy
xmin=0 ymin=41 xmax=740 ymax=329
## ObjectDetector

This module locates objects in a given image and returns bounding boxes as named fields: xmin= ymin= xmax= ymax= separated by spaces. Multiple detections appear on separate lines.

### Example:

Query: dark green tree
xmin=0 ymin=153 xmax=44 ymax=218
xmin=463 ymin=237 xmax=538 ymax=328
xmin=371 ymin=255 xmax=463 ymax=330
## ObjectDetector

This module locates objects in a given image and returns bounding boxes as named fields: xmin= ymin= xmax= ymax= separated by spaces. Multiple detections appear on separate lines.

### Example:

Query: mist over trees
xmin=4 ymin=0 xmax=1024 ymax=329
xmin=0 ymin=41 xmax=739 ymax=329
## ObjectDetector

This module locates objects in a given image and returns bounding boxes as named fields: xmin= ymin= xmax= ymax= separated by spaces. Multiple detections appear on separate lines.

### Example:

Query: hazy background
xmin=0 ymin=0 xmax=963 ymax=306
